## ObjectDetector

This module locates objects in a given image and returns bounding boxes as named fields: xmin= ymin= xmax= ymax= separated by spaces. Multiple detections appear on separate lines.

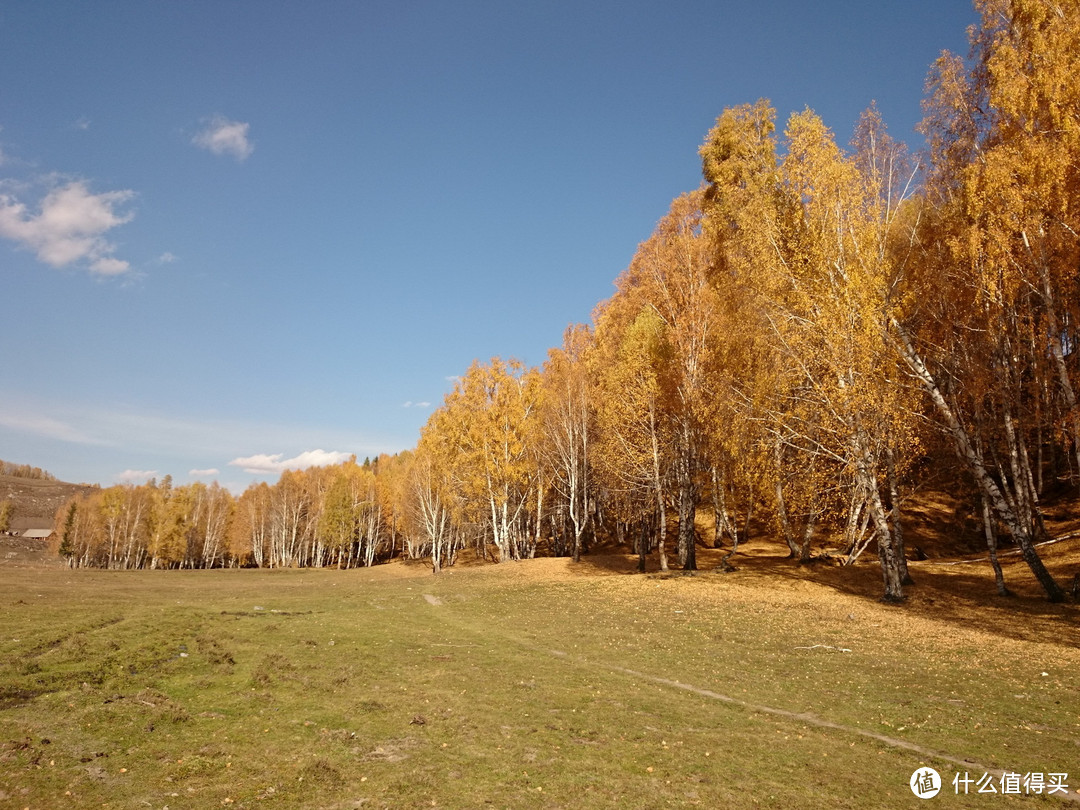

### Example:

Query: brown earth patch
xmin=0 ymin=536 xmax=64 ymax=569
xmin=0 ymin=473 xmax=97 ymax=522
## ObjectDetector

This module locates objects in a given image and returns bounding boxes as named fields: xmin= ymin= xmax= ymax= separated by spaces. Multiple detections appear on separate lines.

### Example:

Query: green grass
xmin=0 ymin=562 xmax=1076 ymax=808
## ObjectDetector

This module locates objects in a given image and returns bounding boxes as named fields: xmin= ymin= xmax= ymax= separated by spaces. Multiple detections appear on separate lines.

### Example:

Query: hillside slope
xmin=0 ymin=473 xmax=98 ymax=524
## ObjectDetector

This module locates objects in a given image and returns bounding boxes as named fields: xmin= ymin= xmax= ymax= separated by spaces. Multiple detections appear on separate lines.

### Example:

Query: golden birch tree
xmin=539 ymin=324 xmax=596 ymax=562
xmin=701 ymin=100 xmax=921 ymax=599
xmin=902 ymin=0 xmax=1078 ymax=600
xmin=592 ymin=300 xmax=673 ymax=571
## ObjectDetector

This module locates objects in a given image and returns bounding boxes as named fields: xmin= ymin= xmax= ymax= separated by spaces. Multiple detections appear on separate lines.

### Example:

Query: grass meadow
xmin=1 ymin=552 xmax=1078 ymax=809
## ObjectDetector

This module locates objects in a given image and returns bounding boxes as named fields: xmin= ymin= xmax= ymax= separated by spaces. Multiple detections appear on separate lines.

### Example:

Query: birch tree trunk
xmin=891 ymin=318 xmax=1065 ymax=601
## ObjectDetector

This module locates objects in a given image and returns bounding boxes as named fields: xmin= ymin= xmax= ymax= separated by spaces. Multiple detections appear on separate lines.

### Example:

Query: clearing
xmin=0 ymin=544 xmax=1078 ymax=809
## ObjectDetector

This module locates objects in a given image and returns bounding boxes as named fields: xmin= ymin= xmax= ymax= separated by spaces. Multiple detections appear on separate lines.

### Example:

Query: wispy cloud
xmin=402 ymin=401 xmax=431 ymax=408
xmin=0 ymin=410 xmax=106 ymax=445
xmin=0 ymin=180 xmax=134 ymax=275
xmin=89 ymin=257 xmax=130 ymax=275
xmin=157 ymin=251 xmax=178 ymax=264
xmin=189 ymin=468 xmax=220 ymax=477
xmin=193 ymin=115 xmax=254 ymax=161
xmin=3 ymin=398 xmax=398 ymax=458
xmin=0 ymin=396 xmax=406 ymax=487
xmin=117 ymin=469 xmax=157 ymax=484
xmin=228 ymin=449 xmax=352 ymax=475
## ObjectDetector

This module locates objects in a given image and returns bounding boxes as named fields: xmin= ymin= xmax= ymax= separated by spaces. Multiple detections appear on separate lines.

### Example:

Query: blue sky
xmin=0 ymin=1 xmax=976 ymax=490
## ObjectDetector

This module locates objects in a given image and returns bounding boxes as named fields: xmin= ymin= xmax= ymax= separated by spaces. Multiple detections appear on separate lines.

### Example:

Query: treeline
xmin=1 ymin=460 xmax=56 ymax=481
xmin=54 ymin=461 xmax=408 ymax=570
xmin=59 ymin=1 xmax=1080 ymax=602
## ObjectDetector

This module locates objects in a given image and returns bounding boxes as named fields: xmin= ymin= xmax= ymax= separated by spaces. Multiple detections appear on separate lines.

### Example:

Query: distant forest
xmin=1 ymin=460 xmax=57 ymax=481
xmin=54 ymin=1 xmax=1080 ymax=603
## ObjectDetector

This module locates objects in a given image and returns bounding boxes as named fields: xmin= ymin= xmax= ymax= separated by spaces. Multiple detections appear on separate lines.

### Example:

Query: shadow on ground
xmin=561 ymin=540 xmax=1080 ymax=650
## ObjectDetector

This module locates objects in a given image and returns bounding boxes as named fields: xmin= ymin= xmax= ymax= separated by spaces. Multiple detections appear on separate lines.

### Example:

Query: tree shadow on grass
xmin=898 ymin=565 xmax=1078 ymax=649
xmin=729 ymin=543 xmax=1080 ymax=650
xmin=567 ymin=541 xmax=1080 ymax=650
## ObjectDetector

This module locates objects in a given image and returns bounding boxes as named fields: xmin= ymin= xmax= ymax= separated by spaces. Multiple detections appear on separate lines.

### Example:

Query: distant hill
xmin=0 ymin=460 xmax=57 ymax=481
xmin=0 ymin=474 xmax=99 ymax=530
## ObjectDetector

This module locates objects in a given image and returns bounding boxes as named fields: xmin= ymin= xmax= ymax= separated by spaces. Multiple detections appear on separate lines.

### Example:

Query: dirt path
xmin=421 ymin=590 xmax=1080 ymax=803
xmin=598 ymin=660 xmax=1077 ymax=801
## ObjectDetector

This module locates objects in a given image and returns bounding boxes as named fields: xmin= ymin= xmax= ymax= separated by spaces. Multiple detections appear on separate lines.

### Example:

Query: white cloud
xmin=74 ymin=117 xmax=91 ymax=131
xmin=228 ymin=449 xmax=352 ymax=475
xmin=90 ymin=256 xmax=130 ymax=276
xmin=157 ymin=251 xmax=178 ymax=264
xmin=0 ymin=180 xmax=134 ymax=275
xmin=117 ymin=469 xmax=157 ymax=483
xmin=193 ymin=116 xmax=253 ymax=161
xmin=189 ymin=468 xmax=220 ymax=477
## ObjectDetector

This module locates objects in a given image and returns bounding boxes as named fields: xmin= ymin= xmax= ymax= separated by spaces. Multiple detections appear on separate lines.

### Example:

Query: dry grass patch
xmin=0 ymin=549 xmax=1077 ymax=808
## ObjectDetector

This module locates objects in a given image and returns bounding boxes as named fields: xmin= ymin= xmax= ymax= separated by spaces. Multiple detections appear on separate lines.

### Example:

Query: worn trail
xmin=422 ymin=591 xmax=1080 ymax=803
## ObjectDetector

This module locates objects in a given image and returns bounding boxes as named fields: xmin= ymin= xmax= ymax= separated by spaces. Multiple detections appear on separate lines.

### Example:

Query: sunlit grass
xmin=0 ymin=561 xmax=1076 ymax=808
